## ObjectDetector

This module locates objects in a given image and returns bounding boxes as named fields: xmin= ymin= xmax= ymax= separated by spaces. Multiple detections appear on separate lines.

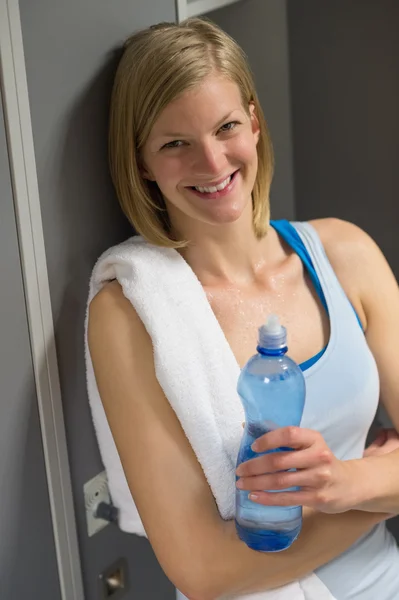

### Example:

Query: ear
xmin=249 ymin=102 xmax=260 ymax=144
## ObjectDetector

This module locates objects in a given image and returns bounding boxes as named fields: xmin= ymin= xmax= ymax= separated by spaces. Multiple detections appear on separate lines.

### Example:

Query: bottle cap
xmin=258 ymin=314 xmax=287 ymax=350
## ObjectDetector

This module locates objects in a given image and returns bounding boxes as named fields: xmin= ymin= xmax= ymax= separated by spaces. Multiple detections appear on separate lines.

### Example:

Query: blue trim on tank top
xmin=269 ymin=219 xmax=363 ymax=371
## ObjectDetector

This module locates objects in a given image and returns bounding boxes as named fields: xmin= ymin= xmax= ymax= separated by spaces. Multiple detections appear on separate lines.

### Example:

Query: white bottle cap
xmin=258 ymin=314 xmax=287 ymax=349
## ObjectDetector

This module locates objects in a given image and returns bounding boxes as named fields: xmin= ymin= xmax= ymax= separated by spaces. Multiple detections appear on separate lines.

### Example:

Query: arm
xmin=237 ymin=220 xmax=399 ymax=518
xmin=317 ymin=218 xmax=399 ymax=514
xmin=88 ymin=280 xmax=388 ymax=600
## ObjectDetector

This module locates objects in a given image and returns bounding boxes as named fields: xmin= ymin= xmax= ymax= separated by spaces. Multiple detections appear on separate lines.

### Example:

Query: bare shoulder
xmin=309 ymin=217 xmax=383 ymax=274
xmin=89 ymin=279 xmax=141 ymax=324
xmin=88 ymin=280 xmax=147 ymax=347
xmin=310 ymin=217 xmax=374 ymax=255
xmin=309 ymin=217 xmax=395 ymax=327
xmin=87 ymin=279 xmax=155 ymax=411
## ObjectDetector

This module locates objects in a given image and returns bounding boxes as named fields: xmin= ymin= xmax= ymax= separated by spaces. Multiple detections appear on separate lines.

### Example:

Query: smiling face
xmin=141 ymin=74 xmax=260 ymax=235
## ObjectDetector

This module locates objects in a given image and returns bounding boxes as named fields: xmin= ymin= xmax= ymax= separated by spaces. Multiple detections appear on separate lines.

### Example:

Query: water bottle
xmin=235 ymin=314 xmax=306 ymax=552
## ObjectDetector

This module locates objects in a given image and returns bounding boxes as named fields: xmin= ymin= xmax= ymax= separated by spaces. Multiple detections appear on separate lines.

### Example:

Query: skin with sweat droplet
xmin=204 ymin=230 xmax=329 ymax=369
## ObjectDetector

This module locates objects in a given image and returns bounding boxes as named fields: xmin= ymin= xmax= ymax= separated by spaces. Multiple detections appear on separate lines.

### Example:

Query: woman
xmin=87 ymin=17 xmax=399 ymax=599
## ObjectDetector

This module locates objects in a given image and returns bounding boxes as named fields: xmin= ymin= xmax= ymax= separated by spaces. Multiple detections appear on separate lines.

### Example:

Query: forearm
xmin=204 ymin=509 xmax=387 ymax=599
xmin=351 ymin=449 xmax=399 ymax=513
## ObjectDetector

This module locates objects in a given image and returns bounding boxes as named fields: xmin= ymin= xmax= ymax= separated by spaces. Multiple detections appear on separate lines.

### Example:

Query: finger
xmin=247 ymin=490 xmax=315 ymax=508
xmin=246 ymin=489 xmax=341 ymax=511
xmin=364 ymin=429 xmax=390 ymax=454
xmin=364 ymin=440 xmax=382 ymax=453
xmin=251 ymin=426 xmax=322 ymax=453
xmin=373 ymin=429 xmax=388 ymax=446
xmin=363 ymin=446 xmax=377 ymax=457
xmin=237 ymin=466 xmax=331 ymax=492
xmin=386 ymin=428 xmax=399 ymax=440
xmin=236 ymin=446 xmax=332 ymax=477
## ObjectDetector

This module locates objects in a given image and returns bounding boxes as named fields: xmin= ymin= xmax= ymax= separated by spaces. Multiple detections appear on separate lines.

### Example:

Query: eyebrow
xmin=159 ymin=111 xmax=238 ymax=139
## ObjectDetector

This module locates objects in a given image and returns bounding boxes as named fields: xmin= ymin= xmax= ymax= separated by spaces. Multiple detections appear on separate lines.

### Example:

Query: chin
xmin=165 ymin=191 xmax=251 ymax=230
xmin=202 ymin=204 xmax=247 ymax=226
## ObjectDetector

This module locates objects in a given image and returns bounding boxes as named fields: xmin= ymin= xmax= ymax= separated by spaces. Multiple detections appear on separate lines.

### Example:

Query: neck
xmin=176 ymin=208 xmax=274 ymax=286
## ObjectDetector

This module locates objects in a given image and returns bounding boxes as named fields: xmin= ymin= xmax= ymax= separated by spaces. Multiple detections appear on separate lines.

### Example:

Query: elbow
xmin=171 ymin=559 xmax=229 ymax=600
xmin=159 ymin=524 xmax=238 ymax=600
xmin=179 ymin=586 xmax=225 ymax=600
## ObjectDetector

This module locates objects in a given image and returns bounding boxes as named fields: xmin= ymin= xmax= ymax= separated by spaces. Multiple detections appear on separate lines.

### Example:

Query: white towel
xmin=85 ymin=235 xmax=336 ymax=600
xmin=177 ymin=573 xmax=336 ymax=600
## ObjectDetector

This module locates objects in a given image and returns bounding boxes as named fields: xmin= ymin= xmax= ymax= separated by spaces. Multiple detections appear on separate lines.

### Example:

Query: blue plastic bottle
xmin=235 ymin=314 xmax=306 ymax=552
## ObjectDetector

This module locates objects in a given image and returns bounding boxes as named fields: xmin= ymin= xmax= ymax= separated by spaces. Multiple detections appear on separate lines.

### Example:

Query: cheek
xmin=231 ymin=135 xmax=258 ymax=165
xmin=152 ymin=159 xmax=182 ymax=188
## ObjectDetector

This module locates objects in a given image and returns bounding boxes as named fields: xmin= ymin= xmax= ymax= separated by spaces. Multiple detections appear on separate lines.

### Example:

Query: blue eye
xmin=160 ymin=121 xmax=240 ymax=149
xmin=219 ymin=121 xmax=240 ymax=132
xmin=162 ymin=140 xmax=184 ymax=149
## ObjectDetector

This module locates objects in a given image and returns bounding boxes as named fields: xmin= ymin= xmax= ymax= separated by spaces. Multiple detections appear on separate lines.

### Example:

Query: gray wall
xmin=209 ymin=0 xmax=296 ymax=221
xmin=0 ymin=93 xmax=61 ymax=599
xmin=18 ymin=1 xmax=177 ymax=599
xmin=287 ymin=0 xmax=399 ymax=539
xmin=287 ymin=0 xmax=399 ymax=275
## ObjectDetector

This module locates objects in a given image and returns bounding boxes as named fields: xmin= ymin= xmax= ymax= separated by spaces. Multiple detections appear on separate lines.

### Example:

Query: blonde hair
xmin=109 ymin=17 xmax=274 ymax=248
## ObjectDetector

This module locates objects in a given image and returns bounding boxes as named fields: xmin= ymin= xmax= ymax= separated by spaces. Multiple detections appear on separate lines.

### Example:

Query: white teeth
xmin=195 ymin=174 xmax=232 ymax=194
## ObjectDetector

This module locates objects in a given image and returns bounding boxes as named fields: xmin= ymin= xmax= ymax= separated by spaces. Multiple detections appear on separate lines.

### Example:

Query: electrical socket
xmin=84 ymin=471 xmax=112 ymax=537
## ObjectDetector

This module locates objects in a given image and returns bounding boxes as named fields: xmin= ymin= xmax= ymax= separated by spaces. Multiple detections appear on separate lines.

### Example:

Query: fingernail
xmin=249 ymin=493 xmax=258 ymax=501
xmin=251 ymin=442 xmax=259 ymax=452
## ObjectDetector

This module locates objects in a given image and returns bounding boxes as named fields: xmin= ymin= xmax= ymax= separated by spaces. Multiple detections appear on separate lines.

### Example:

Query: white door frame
xmin=0 ymin=2 xmax=84 ymax=599
xmin=175 ymin=0 xmax=187 ymax=22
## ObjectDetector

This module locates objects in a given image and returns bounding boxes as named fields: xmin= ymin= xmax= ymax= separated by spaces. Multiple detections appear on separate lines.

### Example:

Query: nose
xmin=192 ymin=139 xmax=227 ymax=177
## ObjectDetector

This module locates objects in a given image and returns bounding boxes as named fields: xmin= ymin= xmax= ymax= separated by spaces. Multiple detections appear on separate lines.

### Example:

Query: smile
xmin=188 ymin=170 xmax=239 ymax=199
xmin=194 ymin=174 xmax=232 ymax=193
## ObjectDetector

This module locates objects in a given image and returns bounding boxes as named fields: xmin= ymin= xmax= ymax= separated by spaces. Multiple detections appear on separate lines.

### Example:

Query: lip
xmin=186 ymin=171 xmax=237 ymax=189
xmin=187 ymin=169 xmax=239 ymax=200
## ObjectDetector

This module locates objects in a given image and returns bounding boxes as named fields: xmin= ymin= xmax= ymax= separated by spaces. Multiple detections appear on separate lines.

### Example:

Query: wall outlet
xmin=84 ymin=471 xmax=112 ymax=537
